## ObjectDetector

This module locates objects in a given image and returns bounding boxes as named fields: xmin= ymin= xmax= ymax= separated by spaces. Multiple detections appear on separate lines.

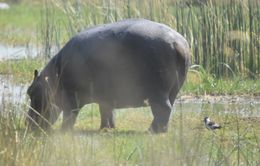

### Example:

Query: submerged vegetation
xmin=0 ymin=0 xmax=260 ymax=165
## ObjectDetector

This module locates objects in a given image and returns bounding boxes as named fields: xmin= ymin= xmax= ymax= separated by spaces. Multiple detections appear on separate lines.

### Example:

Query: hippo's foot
xmin=100 ymin=123 xmax=115 ymax=130
xmin=148 ymin=123 xmax=168 ymax=133
xmin=61 ymin=124 xmax=74 ymax=132
xmin=99 ymin=127 xmax=115 ymax=133
xmin=99 ymin=103 xmax=115 ymax=130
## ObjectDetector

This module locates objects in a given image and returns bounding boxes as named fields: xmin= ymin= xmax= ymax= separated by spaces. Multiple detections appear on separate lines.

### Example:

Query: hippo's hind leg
xmin=99 ymin=103 xmax=115 ymax=129
xmin=169 ymin=87 xmax=179 ymax=106
xmin=149 ymin=95 xmax=172 ymax=133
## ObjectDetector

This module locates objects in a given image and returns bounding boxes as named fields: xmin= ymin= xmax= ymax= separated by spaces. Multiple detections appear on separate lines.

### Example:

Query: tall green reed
xmin=40 ymin=0 xmax=260 ymax=78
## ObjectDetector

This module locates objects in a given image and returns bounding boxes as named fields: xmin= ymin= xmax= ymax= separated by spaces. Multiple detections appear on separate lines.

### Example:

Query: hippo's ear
xmin=34 ymin=70 xmax=38 ymax=79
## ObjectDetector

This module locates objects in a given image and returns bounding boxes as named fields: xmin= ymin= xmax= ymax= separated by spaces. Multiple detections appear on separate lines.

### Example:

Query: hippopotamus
xmin=26 ymin=19 xmax=190 ymax=133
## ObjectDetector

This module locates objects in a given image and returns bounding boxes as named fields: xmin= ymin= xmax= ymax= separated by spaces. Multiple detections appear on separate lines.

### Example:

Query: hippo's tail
xmin=173 ymin=41 xmax=191 ymax=77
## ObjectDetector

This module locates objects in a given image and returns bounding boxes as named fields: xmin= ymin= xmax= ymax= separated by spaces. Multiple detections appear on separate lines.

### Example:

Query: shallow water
xmin=0 ymin=75 xmax=27 ymax=108
xmin=174 ymin=102 xmax=260 ymax=118
xmin=0 ymin=44 xmax=39 ymax=60
xmin=0 ymin=44 xmax=61 ymax=60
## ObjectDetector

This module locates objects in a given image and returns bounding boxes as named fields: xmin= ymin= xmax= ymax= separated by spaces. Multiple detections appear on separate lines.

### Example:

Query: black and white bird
xmin=204 ymin=117 xmax=221 ymax=130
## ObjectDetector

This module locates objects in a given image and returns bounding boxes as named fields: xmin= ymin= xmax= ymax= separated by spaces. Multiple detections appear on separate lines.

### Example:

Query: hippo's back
xmin=75 ymin=19 xmax=189 ymax=55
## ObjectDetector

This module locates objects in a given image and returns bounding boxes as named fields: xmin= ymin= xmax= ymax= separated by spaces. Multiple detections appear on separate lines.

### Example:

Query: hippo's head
xmin=26 ymin=70 xmax=53 ymax=131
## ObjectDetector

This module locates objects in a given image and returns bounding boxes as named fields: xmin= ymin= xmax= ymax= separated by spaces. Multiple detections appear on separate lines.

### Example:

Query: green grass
xmin=0 ymin=3 xmax=42 ymax=45
xmin=0 ymin=103 xmax=259 ymax=165
xmin=182 ymin=72 xmax=260 ymax=96
xmin=0 ymin=58 xmax=44 ymax=83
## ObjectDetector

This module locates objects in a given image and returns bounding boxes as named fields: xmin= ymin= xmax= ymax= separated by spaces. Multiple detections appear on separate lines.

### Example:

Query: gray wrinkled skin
xmin=27 ymin=19 xmax=191 ymax=133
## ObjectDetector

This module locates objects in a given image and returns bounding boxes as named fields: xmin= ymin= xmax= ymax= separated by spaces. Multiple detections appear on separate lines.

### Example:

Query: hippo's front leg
xmin=62 ymin=109 xmax=79 ymax=130
xmin=61 ymin=90 xmax=80 ymax=131
xmin=99 ymin=103 xmax=115 ymax=129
